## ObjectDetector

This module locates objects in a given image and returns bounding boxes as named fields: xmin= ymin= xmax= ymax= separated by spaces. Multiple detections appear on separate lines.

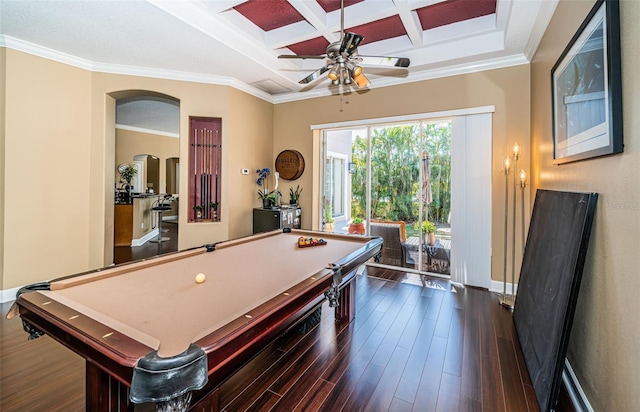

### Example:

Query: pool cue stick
xmin=203 ymin=128 xmax=208 ymax=216
xmin=205 ymin=129 xmax=210 ymax=218
xmin=200 ymin=128 xmax=205 ymax=214
xmin=209 ymin=129 xmax=213 ymax=206
xmin=209 ymin=129 xmax=212 ymax=206
xmin=198 ymin=128 xmax=203 ymax=213
xmin=193 ymin=128 xmax=198 ymax=219
xmin=198 ymin=128 xmax=202 ymax=212
xmin=206 ymin=128 xmax=210 ymax=217
xmin=203 ymin=128 xmax=207 ymax=219
xmin=215 ymin=129 xmax=219 ymax=203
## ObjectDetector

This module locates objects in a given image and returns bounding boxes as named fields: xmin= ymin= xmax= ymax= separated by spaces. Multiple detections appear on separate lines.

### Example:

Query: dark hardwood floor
xmin=113 ymin=220 xmax=178 ymax=264
xmin=1 ymin=266 xmax=575 ymax=411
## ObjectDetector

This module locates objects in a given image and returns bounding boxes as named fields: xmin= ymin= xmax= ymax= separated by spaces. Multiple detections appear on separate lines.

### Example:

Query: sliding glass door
xmin=320 ymin=122 xmax=452 ymax=276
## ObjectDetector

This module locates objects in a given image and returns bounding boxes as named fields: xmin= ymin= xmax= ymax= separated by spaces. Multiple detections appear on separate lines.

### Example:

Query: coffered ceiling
xmin=0 ymin=0 xmax=558 ymax=102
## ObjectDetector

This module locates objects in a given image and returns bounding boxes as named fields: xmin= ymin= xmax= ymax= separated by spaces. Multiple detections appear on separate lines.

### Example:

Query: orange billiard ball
xmin=195 ymin=273 xmax=206 ymax=284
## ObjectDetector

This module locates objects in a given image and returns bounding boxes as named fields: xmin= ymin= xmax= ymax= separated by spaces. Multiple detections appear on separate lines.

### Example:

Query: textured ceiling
xmin=234 ymin=0 xmax=496 ymax=56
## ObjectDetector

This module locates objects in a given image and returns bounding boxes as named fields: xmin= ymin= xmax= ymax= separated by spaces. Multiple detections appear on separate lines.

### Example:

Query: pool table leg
xmin=86 ymin=361 xmax=132 ymax=411
xmin=335 ymin=277 xmax=356 ymax=323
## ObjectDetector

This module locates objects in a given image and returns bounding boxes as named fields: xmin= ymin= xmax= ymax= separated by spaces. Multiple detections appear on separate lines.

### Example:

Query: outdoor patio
xmin=329 ymin=220 xmax=451 ymax=275
xmin=403 ymin=236 xmax=451 ymax=275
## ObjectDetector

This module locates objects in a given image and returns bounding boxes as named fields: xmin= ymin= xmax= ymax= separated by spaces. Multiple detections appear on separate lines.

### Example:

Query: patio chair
xmin=369 ymin=220 xmax=411 ymax=268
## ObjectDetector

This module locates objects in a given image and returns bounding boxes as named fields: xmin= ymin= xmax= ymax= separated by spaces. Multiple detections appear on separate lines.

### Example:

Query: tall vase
xmin=425 ymin=233 xmax=435 ymax=246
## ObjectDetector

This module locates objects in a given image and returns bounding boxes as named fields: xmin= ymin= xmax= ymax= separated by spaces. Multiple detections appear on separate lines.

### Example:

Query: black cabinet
xmin=253 ymin=207 xmax=301 ymax=234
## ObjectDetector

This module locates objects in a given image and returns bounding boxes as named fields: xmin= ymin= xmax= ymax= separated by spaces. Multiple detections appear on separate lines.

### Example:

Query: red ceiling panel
xmin=236 ymin=0 xmax=498 ymax=56
xmin=316 ymin=0 xmax=363 ymax=13
xmin=234 ymin=0 xmax=305 ymax=32
xmin=286 ymin=36 xmax=331 ymax=56
xmin=347 ymin=15 xmax=406 ymax=45
xmin=417 ymin=0 xmax=497 ymax=31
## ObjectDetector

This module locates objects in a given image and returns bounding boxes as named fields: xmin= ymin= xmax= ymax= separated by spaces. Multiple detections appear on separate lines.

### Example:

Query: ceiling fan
xmin=278 ymin=0 xmax=410 ymax=89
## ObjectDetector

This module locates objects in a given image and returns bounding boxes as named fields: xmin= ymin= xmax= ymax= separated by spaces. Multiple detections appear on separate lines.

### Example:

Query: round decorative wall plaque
xmin=275 ymin=150 xmax=305 ymax=180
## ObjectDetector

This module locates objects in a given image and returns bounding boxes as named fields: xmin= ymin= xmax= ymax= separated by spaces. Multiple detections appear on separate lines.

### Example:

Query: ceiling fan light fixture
xmin=352 ymin=70 xmax=370 ymax=88
xmin=343 ymin=70 xmax=352 ymax=85
xmin=328 ymin=68 xmax=339 ymax=82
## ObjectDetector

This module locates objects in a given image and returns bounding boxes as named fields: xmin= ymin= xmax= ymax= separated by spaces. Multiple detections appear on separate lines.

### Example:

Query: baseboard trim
xmin=131 ymin=229 xmax=159 ymax=247
xmin=1 ymin=285 xmax=21 ymax=304
xmin=489 ymin=279 xmax=518 ymax=295
xmin=562 ymin=359 xmax=593 ymax=412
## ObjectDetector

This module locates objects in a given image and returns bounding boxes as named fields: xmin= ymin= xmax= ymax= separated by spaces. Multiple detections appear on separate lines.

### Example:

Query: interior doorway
xmin=111 ymin=92 xmax=180 ymax=264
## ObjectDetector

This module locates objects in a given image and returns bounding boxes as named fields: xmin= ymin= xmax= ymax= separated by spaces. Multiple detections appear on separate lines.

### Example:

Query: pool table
xmin=8 ymin=229 xmax=382 ymax=411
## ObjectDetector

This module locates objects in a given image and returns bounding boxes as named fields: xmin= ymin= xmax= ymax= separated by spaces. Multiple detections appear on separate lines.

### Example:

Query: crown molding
xmin=2 ymin=34 xmax=529 ymax=106
xmin=523 ymin=0 xmax=559 ymax=61
xmin=0 ymin=35 xmax=275 ymax=103
xmin=115 ymin=124 xmax=179 ymax=138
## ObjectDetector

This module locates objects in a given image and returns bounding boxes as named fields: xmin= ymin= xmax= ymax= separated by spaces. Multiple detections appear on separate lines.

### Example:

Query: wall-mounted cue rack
xmin=189 ymin=117 xmax=222 ymax=222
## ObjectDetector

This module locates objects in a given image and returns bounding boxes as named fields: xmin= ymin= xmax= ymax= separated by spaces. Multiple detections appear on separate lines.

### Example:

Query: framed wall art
xmin=551 ymin=0 xmax=622 ymax=165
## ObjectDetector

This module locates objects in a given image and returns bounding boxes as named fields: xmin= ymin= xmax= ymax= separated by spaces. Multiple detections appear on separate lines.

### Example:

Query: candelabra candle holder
xmin=500 ymin=156 xmax=513 ymax=308
xmin=500 ymin=143 xmax=524 ymax=310
xmin=520 ymin=169 xmax=527 ymax=253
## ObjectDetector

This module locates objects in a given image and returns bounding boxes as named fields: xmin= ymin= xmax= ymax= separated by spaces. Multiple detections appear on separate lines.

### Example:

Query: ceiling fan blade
xmin=340 ymin=32 xmax=364 ymax=56
xmin=359 ymin=55 xmax=411 ymax=68
xmin=299 ymin=66 xmax=331 ymax=84
xmin=278 ymin=54 xmax=326 ymax=60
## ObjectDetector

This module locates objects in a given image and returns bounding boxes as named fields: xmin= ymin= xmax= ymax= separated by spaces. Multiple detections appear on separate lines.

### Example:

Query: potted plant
xmin=210 ymin=202 xmax=219 ymax=220
xmin=324 ymin=205 xmax=334 ymax=233
xmin=348 ymin=216 xmax=365 ymax=235
xmin=193 ymin=205 xmax=203 ymax=221
xmin=269 ymin=191 xmax=281 ymax=208
xmin=119 ymin=164 xmax=137 ymax=186
xmin=119 ymin=164 xmax=138 ymax=201
xmin=257 ymin=168 xmax=274 ymax=208
xmin=415 ymin=220 xmax=436 ymax=245
xmin=289 ymin=185 xmax=302 ymax=205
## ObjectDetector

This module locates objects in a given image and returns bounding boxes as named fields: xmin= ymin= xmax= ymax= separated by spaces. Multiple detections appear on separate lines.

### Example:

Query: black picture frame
xmin=551 ymin=0 xmax=622 ymax=164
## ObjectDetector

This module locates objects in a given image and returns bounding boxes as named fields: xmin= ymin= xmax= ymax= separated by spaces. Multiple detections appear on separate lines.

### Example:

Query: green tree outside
xmin=350 ymin=122 xmax=451 ymax=231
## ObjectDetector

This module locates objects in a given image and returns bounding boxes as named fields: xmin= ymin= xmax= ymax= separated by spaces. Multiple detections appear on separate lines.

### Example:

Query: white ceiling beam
xmin=145 ymin=0 xmax=303 ymax=87
xmin=197 ymin=0 xmax=247 ymax=14
xmin=393 ymin=0 xmax=424 ymax=47
xmin=284 ymin=0 xmax=340 ymax=45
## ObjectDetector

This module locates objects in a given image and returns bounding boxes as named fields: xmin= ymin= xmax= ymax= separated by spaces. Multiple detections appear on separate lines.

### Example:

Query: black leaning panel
xmin=513 ymin=189 xmax=597 ymax=412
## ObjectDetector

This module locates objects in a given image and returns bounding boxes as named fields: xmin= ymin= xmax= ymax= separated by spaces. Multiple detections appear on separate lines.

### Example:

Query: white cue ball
xmin=195 ymin=273 xmax=206 ymax=284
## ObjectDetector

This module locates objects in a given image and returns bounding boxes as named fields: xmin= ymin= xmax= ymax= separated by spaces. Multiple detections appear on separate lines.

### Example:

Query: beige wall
xmin=531 ymin=0 xmax=640 ymax=409
xmin=227 ymin=88 xmax=274 ymax=239
xmin=274 ymin=65 xmax=531 ymax=283
xmin=1 ymin=49 xmax=530 ymax=291
xmin=0 ymin=47 xmax=6 ymax=290
xmin=0 ymin=49 xmax=274 ymax=290
xmin=3 ymin=49 xmax=93 ymax=289
xmin=115 ymin=128 xmax=180 ymax=194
